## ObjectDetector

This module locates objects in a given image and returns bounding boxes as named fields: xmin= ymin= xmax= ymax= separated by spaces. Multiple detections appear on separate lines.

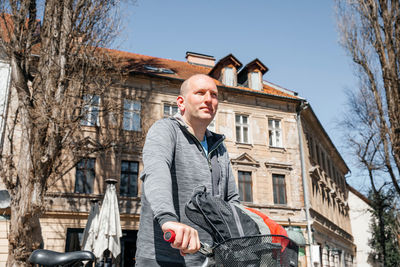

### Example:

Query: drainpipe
xmin=296 ymin=101 xmax=314 ymax=267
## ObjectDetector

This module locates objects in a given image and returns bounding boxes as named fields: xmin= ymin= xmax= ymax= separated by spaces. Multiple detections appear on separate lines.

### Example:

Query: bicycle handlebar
xmin=163 ymin=230 xmax=213 ymax=256
xmin=163 ymin=230 xmax=176 ymax=243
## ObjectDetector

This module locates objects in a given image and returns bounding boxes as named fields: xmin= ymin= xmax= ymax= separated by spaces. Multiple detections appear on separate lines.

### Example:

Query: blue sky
xmin=114 ymin=1 xmax=365 ymax=190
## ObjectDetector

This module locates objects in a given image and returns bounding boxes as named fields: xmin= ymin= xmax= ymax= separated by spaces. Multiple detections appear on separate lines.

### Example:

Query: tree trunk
xmin=0 ymin=1 xmax=131 ymax=265
xmin=5 ymin=64 xmax=44 ymax=265
xmin=7 ymin=201 xmax=42 ymax=266
xmin=6 ymin=128 xmax=44 ymax=266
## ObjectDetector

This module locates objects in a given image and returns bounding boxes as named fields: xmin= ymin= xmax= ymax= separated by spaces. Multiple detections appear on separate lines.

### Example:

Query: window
xmin=321 ymin=151 xmax=328 ymax=173
xmin=81 ymin=95 xmax=100 ymax=126
xmin=163 ymin=103 xmax=178 ymax=117
xmin=120 ymin=161 xmax=139 ymax=197
xmin=250 ymin=72 xmax=261 ymax=90
xmin=268 ymin=119 xmax=282 ymax=147
xmin=328 ymin=159 xmax=333 ymax=179
xmin=223 ymin=67 xmax=235 ymax=86
xmin=316 ymin=145 xmax=321 ymax=166
xmin=74 ymin=158 xmax=95 ymax=194
xmin=65 ymin=228 xmax=84 ymax=252
xmin=339 ymin=174 xmax=345 ymax=191
xmin=334 ymin=169 xmax=340 ymax=184
xmin=144 ymin=65 xmax=175 ymax=74
xmin=236 ymin=115 xmax=249 ymax=143
xmin=307 ymin=135 xmax=315 ymax=160
xmin=238 ymin=171 xmax=252 ymax=202
xmin=273 ymin=174 xmax=287 ymax=204
xmin=123 ymin=99 xmax=141 ymax=131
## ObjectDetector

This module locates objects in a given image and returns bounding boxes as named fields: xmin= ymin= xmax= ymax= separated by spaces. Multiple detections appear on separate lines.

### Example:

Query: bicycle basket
xmin=213 ymin=235 xmax=299 ymax=267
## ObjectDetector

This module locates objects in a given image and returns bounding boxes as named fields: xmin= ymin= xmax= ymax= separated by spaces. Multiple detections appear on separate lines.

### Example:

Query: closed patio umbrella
xmin=93 ymin=179 xmax=122 ymax=260
xmin=81 ymin=199 xmax=100 ymax=251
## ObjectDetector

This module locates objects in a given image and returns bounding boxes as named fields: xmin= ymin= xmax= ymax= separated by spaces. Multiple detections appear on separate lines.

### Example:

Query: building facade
xmin=348 ymin=185 xmax=376 ymax=266
xmin=0 ymin=49 xmax=356 ymax=266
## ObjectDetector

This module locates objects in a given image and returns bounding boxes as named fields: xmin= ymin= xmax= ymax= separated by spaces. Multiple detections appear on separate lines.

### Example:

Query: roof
xmin=1 ymin=13 xmax=299 ymax=101
xmin=0 ymin=13 xmax=40 ymax=51
xmin=237 ymin=58 xmax=269 ymax=85
xmin=209 ymin=53 xmax=243 ymax=78
xmin=347 ymin=184 xmax=371 ymax=206
xmin=105 ymin=48 xmax=299 ymax=100
xmin=107 ymin=48 xmax=210 ymax=80
xmin=0 ymin=13 xmax=13 ymax=42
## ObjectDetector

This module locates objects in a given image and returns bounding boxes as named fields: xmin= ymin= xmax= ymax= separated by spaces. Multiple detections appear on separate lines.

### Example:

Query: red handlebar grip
xmin=163 ymin=230 xmax=176 ymax=243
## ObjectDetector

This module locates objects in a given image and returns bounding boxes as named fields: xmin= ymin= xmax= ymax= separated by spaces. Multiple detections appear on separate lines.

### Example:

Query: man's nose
xmin=204 ymin=92 xmax=212 ymax=103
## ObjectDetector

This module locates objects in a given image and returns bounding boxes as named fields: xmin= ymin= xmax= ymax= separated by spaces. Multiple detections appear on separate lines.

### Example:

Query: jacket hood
xmin=171 ymin=113 xmax=225 ymax=144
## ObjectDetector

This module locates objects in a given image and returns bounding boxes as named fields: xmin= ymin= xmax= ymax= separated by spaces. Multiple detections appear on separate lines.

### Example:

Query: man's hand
xmin=162 ymin=221 xmax=201 ymax=256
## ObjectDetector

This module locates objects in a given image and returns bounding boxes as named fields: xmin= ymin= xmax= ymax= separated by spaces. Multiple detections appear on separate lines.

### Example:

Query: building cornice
xmin=310 ymin=207 xmax=353 ymax=243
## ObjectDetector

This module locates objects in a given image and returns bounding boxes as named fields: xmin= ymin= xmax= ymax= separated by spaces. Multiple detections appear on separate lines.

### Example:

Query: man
xmin=135 ymin=74 xmax=240 ymax=266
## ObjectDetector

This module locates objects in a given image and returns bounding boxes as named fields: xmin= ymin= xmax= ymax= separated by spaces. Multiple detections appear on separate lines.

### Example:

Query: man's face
xmin=179 ymin=76 xmax=218 ymax=125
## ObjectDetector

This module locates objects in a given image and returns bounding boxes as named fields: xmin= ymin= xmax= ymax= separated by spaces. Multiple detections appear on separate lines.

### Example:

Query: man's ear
xmin=177 ymin=95 xmax=185 ymax=112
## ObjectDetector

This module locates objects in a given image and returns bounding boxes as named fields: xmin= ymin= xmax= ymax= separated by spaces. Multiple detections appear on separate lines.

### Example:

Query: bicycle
xmin=28 ymin=249 xmax=95 ymax=267
xmin=164 ymin=230 xmax=299 ymax=267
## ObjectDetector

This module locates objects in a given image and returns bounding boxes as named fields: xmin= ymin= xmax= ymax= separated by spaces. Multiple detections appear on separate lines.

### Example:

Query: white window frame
xmin=223 ymin=67 xmax=235 ymax=86
xmin=81 ymin=94 xmax=100 ymax=127
xmin=235 ymin=114 xmax=250 ymax=144
xmin=123 ymin=99 xmax=141 ymax=131
xmin=268 ymin=118 xmax=283 ymax=147
xmin=163 ymin=103 xmax=178 ymax=118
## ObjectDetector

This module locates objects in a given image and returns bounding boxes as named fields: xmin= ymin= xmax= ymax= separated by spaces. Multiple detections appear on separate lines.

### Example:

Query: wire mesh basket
xmin=212 ymin=235 xmax=298 ymax=267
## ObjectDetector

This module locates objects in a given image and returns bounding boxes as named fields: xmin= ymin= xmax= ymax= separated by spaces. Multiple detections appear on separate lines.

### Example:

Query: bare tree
xmin=336 ymin=0 xmax=400 ymax=195
xmin=0 ymin=1 xmax=141 ymax=266
xmin=337 ymin=1 xmax=400 ymax=263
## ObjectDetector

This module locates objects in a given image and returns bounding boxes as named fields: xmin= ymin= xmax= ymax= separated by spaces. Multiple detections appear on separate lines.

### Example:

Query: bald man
xmin=135 ymin=74 xmax=240 ymax=266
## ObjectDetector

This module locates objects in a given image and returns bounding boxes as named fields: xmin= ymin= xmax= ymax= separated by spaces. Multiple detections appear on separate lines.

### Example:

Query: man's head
xmin=177 ymin=74 xmax=218 ymax=128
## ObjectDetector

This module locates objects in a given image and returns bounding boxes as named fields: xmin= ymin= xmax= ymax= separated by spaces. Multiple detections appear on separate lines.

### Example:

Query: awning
xmin=286 ymin=227 xmax=307 ymax=246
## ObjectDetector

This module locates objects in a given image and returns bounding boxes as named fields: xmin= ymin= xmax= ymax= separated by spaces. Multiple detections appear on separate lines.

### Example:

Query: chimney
xmin=186 ymin=51 xmax=215 ymax=67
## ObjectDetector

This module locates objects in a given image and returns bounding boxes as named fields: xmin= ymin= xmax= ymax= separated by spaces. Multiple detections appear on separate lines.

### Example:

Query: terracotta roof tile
xmin=1 ymin=20 xmax=299 ymax=101
xmin=1 ymin=13 xmax=40 ymax=46
xmin=262 ymin=83 xmax=298 ymax=99
xmin=104 ymin=48 xmax=211 ymax=80
xmin=104 ymin=48 xmax=299 ymax=100
xmin=0 ymin=13 xmax=13 ymax=42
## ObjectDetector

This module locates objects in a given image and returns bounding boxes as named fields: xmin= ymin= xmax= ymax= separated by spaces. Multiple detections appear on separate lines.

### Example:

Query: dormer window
xmin=250 ymin=71 xmax=261 ymax=90
xmin=208 ymin=54 xmax=242 ymax=87
xmin=223 ymin=67 xmax=235 ymax=86
xmin=237 ymin=59 xmax=268 ymax=90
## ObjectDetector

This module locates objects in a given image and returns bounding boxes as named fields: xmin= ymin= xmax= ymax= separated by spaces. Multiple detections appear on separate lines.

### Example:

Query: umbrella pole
xmin=103 ymin=250 xmax=112 ymax=267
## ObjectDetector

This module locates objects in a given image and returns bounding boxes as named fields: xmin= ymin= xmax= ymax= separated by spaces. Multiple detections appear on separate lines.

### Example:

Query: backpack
xmin=245 ymin=207 xmax=289 ymax=252
xmin=185 ymin=186 xmax=260 ymax=243
xmin=185 ymin=187 xmax=297 ymax=267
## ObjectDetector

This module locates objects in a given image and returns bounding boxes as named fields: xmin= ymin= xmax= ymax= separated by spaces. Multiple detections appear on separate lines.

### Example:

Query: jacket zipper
xmin=206 ymin=138 xmax=224 ymax=171
xmin=184 ymin=130 xmax=225 ymax=171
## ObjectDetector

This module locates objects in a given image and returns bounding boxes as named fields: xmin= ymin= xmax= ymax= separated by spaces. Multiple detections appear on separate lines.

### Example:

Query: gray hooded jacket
xmin=135 ymin=113 xmax=240 ymax=266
